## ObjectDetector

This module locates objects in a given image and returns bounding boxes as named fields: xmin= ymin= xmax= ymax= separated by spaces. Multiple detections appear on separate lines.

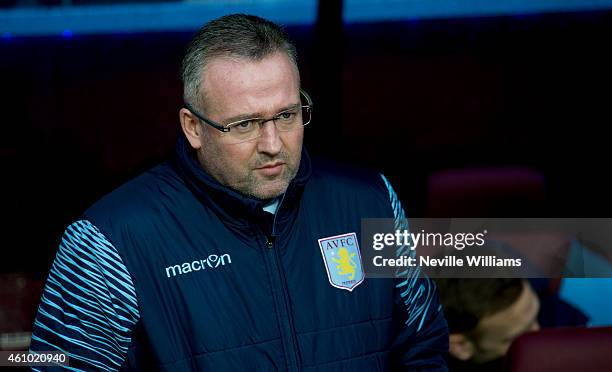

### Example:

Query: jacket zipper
xmin=262 ymin=192 xmax=302 ymax=371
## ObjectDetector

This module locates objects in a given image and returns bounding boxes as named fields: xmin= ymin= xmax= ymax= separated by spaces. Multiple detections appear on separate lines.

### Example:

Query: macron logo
xmin=165 ymin=254 xmax=232 ymax=278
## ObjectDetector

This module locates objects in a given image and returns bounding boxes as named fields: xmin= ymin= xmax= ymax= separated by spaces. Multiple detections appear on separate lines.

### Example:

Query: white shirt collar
xmin=262 ymin=198 xmax=280 ymax=215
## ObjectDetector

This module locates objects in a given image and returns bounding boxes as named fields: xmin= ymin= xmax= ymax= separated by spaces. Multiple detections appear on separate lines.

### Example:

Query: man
xmin=30 ymin=14 xmax=448 ymax=371
xmin=436 ymin=279 xmax=587 ymax=371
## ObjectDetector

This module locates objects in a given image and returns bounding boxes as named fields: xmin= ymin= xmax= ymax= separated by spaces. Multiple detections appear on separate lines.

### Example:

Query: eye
xmin=231 ymin=120 xmax=256 ymax=133
xmin=278 ymin=111 xmax=297 ymax=121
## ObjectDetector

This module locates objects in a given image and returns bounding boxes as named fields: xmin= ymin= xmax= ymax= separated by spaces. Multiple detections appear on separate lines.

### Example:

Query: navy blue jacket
xmin=30 ymin=135 xmax=448 ymax=371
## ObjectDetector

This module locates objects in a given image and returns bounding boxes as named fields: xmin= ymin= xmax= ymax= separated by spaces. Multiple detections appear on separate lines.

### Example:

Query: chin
xmin=251 ymin=182 xmax=289 ymax=200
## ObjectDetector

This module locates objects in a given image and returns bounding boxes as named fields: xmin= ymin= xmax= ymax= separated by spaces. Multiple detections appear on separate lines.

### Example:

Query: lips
xmin=256 ymin=162 xmax=285 ymax=176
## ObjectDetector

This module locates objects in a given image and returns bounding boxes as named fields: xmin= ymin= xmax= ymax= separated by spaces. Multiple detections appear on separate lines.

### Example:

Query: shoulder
xmin=310 ymin=156 xmax=385 ymax=191
xmin=307 ymin=156 xmax=397 ymax=213
xmin=83 ymin=161 xmax=186 ymax=231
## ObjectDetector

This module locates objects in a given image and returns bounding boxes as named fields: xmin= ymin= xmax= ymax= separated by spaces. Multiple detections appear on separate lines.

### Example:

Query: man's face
xmin=184 ymin=52 xmax=303 ymax=200
xmin=470 ymin=281 xmax=541 ymax=363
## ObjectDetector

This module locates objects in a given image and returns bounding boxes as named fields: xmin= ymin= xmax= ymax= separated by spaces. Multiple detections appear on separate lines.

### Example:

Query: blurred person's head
xmin=436 ymin=279 xmax=541 ymax=364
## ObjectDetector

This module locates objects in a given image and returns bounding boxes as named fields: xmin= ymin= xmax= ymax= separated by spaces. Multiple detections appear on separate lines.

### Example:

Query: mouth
xmin=256 ymin=162 xmax=285 ymax=176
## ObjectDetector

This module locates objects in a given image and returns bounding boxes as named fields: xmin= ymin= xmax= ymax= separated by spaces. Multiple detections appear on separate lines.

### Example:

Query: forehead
xmin=201 ymin=52 xmax=300 ymax=118
xmin=476 ymin=282 xmax=538 ymax=340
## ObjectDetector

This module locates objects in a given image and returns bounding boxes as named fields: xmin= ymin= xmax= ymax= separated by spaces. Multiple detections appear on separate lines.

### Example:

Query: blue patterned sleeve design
xmin=380 ymin=174 xmax=449 ymax=370
xmin=30 ymin=220 xmax=140 ymax=371
xmin=380 ymin=174 xmax=439 ymax=331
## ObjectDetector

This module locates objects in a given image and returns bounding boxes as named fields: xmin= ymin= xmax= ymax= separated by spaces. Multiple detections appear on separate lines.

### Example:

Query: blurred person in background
xmin=436 ymin=278 xmax=587 ymax=371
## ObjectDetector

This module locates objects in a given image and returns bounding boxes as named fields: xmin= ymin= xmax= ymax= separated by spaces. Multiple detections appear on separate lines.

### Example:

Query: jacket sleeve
xmin=380 ymin=175 xmax=450 ymax=371
xmin=30 ymin=220 xmax=140 ymax=371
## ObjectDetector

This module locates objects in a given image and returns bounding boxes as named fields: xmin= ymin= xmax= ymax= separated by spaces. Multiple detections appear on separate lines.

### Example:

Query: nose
xmin=256 ymin=120 xmax=282 ymax=156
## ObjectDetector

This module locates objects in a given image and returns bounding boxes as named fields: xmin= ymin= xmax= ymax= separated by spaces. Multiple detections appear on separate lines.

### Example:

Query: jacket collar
xmin=172 ymin=134 xmax=311 ymax=230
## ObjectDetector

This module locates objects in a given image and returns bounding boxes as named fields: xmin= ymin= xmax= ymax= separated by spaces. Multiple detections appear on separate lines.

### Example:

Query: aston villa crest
xmin=318 ymin=232 xmax=364 ymax=291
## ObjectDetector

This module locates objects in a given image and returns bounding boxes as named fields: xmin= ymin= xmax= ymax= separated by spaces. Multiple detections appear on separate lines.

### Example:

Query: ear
xmin=180 ymin=107 xmax=203 ymax=150
xmin=449 ymin=333 xmax=475 ymax=361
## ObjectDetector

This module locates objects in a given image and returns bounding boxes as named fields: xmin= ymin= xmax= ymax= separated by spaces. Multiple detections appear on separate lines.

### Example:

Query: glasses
xmin=185 ymin=89 xmax=313 ymax=144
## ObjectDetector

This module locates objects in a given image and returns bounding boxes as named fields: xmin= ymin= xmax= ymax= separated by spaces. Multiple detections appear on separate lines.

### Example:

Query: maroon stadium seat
xmin=505 ymin=327 xmax=612 ymax=372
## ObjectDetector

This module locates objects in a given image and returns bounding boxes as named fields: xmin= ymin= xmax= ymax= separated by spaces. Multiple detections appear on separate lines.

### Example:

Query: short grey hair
xmin=181 ymin=14 xmax=298 ymax=111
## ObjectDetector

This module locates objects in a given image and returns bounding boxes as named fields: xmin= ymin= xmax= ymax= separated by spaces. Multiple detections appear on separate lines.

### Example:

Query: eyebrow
xmin=222 ymin=103 xmax=301 ymax=125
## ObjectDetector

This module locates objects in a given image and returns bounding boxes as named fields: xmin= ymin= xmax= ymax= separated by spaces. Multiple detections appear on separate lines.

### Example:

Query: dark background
xmin=1 ymin=0 xmax=612 ymax=340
